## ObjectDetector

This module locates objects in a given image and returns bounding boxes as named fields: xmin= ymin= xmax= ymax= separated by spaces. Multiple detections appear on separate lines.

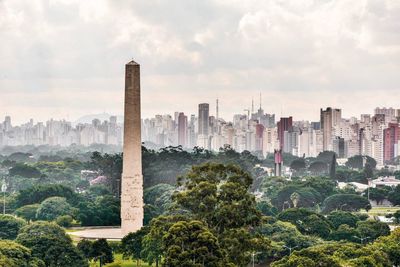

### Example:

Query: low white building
xmin=370 ymin=176 xmax=400 ymax=188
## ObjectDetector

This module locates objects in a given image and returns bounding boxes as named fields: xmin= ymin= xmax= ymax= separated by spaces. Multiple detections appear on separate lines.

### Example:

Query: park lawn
xmin=89 ymin=254 xmax=150 ymax=267
xmin=360 ymin=206 xmax=400 ymax=216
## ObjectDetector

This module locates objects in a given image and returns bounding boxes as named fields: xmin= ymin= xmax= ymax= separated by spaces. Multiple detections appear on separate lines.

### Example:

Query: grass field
xmin=89 ymin=254 xmax=150 ymax=267
xmin=360 ymin=206 xmax=400 ymax=216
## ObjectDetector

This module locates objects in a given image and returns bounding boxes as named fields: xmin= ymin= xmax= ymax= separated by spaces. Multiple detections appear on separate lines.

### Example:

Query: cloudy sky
xmin=0 ymin=0 xmax=399 ymax=124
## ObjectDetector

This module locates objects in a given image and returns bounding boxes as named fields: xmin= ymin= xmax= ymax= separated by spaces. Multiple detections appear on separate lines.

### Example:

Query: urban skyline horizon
xmin=2 ymin=103 xmax=400 ymax=126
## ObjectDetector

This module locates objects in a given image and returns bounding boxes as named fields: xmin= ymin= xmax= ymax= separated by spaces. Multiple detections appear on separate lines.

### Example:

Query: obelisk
xmin=121 ymin=60 xmax=143 ymax=235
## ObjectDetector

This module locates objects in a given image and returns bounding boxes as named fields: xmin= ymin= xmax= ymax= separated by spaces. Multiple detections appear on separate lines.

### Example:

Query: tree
xmin=174 ymin=163 xmax=262 ymax=233
xmin=16 ymin=221 xmax=88 ymax=267
xmin=256 ymin=201 xmax=278 ymax=216
xmin=388 ymin=185 xmax=400 ymax=205
xmin=0 ymin=215 xmax=26 ymax=240
xmin=163 ymin=220 xmax=227 ymax=267
xmin=9 ymin=163 xmax=42 ymax=178
xmin=0 ymin=240 xmax=44 ymax=267
xmin=7 ymin=152 xmax=32 ymax=163
xmin=277 ymin=209 xmax=332 ymax=238
xmin=316 ymin=151 xmax=336 ymax=164
xmin=346 ymin=155 xmax=377 ymax=170
xmin=290 ymin=159 xmax=306 ymax=173
xmin=329 ymin=154 xmax=336 ymax=180
xmin=220 ymin=227 xmax=270 ymax=266
xmin=327 ymin=211 xmax=359 ymax=229
xmin=14 ymin=204 xmax=40 ymax=222
xmin=301 ymin=214 xmax=332 ymax=239
xmin=77 ymin=195 xmax=120 ymax=226
xmin=277 ymin=208 xmax=315 ymax=225
xmin=356 ymin=220 xmax=390 ymax=242
xmin=322 ymin=194 xmax=371 ymax=213
xmin=271 ymin=185 xmax=321 ymax=210
xmin=363 ymin=163 xmax=374 ymax=179
xmin=77 ymin=239 xmax=93 ymax=261
xmin=89 ymin=152 xmax=122 ymax=195
xmin=271 ymin=242 xmax=389 ymax=267
xmin=367 ymin=187 xmax=389 ymax=205
xmin=391 ymin=210 xmax=400 ymax=223
xmin=55 ymin=215 xmax=73 ymax=227
xmin=15 ymin=184 xmax=77 ymax=207
xmin=259 ymin=221 xmax=320 ymax=259
xmin=90 ymin=239 xmax=114 ymax=265
xmin=329 ymin=224 xmax=359 ymax=242
xmin=308 ymin=161 xmax=328 ymax=175
xmin=372 ymin=228 xmax=400 ymax=266
xmin=36 ymin=197 xmax=74 ymax=221
xmin=141 ymin=216 xmax=176 ymax=267
xmin=121 ymin=227 xmax=149 ymax=266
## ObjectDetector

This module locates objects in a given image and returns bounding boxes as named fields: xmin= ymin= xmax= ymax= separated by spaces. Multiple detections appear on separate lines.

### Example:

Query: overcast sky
xmin=0 ymin=0 xmax=399 ymax=124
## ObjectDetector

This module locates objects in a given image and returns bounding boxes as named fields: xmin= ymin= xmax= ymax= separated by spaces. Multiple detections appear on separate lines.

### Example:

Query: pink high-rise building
xmin=383 ymin=123 xmax=400 ymax=162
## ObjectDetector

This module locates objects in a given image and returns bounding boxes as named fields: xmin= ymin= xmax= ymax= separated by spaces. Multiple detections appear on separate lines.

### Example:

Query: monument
xmin=121 ymin=60 xmax=144 ymax=235
xmin=70 ymin=60 xmax=144 ymax=240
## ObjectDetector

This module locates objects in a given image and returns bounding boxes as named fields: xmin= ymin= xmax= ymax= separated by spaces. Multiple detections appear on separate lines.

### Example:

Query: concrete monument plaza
xmin=71 ymin=60 xmax=144 ymax=240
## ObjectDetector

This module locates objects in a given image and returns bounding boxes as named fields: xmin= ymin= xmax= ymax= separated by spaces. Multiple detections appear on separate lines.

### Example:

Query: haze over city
xmin=2 ymin=1 xmax=400 ymax=267
xmin=1 ymin=0 xmax=400 ymax=124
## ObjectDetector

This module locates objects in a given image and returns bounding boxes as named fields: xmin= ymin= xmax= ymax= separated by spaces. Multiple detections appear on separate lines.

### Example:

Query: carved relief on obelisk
xmin=121 ymin=60 xmax=144 ymax=235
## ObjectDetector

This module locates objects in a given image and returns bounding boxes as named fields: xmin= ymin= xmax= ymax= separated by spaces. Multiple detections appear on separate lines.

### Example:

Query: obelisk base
xmin=120 ymin=174 xmax=143 ymax=235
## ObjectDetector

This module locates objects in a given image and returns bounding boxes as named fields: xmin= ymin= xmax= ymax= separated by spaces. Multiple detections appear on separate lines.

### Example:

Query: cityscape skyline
xmin=2 ymin=103 xmax=400 ymax=168
xmin=4 ymin=100 xmax=400 ymax=126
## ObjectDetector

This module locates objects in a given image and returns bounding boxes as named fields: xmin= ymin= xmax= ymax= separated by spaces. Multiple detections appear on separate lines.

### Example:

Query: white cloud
xmin=0 ymin=0 xmax=399 ymax=124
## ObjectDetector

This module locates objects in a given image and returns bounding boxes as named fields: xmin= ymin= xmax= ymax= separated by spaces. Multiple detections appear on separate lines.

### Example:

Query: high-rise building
xmin=383 ymin=123 xmax=400 ymax=162
xmin=277 ymin=117 xmax=293 ymax=149
xmin=375 ymin=107 xmax=397 ymax=123
xmin=177 ymin=112 xmax=188 ymax=147
xmin=198 ymin=103 xmax=209 ymax=136
xmin=4 ymin=116 xmax=11 ymax=131
xmin=320 ymin=107 xmax=341 ymax=151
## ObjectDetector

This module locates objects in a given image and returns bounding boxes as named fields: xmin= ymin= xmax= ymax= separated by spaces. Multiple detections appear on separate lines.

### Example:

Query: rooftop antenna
xmin=259 ymin=92 xmax=262 ymax=110
xmin=251 ymin=98 xmax=254 ymax=114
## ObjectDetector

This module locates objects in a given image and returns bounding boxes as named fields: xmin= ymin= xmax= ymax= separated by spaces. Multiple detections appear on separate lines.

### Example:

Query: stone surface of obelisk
xmin=121 ymin=60 xmax=143 ymax=235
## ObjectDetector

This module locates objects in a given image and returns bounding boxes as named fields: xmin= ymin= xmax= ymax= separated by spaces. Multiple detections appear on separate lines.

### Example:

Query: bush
xmin=55 ymin=215 xmax=73 ymax=227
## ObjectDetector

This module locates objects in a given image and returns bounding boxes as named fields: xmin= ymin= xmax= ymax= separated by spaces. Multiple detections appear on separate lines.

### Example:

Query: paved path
xmin=69 ymin=227 xmax=125 ymax=240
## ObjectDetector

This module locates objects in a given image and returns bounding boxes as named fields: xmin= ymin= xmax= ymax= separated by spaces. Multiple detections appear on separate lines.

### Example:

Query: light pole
xmin=251 ymin=252 xmax=261 ymax=267
xmin=282 ymin=245 xmax=298 ymax=255
xmin=1 ymin=180 xmax=7 ymax=215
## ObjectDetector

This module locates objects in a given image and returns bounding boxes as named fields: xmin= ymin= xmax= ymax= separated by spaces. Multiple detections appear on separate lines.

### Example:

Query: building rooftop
xmin=372 ymin=176 xmax=400 ymax=183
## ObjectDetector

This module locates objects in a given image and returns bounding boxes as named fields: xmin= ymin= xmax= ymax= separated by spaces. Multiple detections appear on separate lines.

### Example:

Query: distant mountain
xmin=74 ymin=113 xmax=124 ymax=125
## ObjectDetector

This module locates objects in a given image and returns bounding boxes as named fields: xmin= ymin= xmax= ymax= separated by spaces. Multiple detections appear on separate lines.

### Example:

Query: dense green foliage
xmin=14 ymin=204 xmax=40 ymax=221
xmin=16 ymin=221 xmax=88 ymax=267
xmin=1 ymin=146 xmax=399 ymax=266
xmin=15 ymin=184 xmax=77 ymax=207
xmin=36 ymin=197 xmax=74 ymax=221
xmin=0 ymin=215 xmax=26 ymax=240
xmin=0 ymin=240 xmax=44 ymax=267
xmin=322 ymin=194 xmax=371 ymax=213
